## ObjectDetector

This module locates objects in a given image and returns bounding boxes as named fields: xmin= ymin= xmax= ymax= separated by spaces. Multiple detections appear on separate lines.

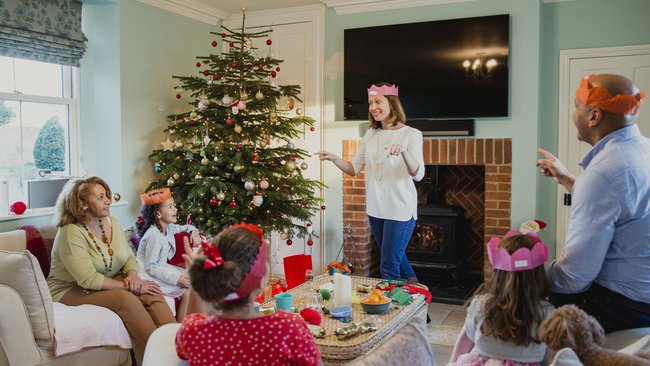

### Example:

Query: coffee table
xmin=265 ymin=275 xmax=427 ymax=365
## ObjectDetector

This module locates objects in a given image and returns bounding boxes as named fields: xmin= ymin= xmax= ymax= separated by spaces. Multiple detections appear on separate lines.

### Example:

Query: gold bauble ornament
xmin=241 ymin=91 xmax=249 ymax=100
xmin=112 ymin=193 xmax=121 ymax=202
xmin=234 ymin=125 xmax=242 ymax=133
xmin=300 ymin=162 xmax=308 ymax=170
xmin=233 ymin=164 xmax=245 ymax=173
xmin=173 ymin=173 xmax=180 ymax=180
xmin=167 ymin=178 xmax=175 ymax=186
xmin=255 ymin=91 xmax=264 ymax=100
xmin=201 ymin=157 xmax=209 ymax=165
xmin=217 ymin=192 xmax=226 ymax=201
xmin=296 ymin=108 xmax=303 ymax=116
xmin=284 ymin=160 xmax=297 ymax=172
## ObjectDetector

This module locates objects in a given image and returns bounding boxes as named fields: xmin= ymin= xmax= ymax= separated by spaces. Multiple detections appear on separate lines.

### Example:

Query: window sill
xmin=0 ymin=201 xmax=128 ymax=223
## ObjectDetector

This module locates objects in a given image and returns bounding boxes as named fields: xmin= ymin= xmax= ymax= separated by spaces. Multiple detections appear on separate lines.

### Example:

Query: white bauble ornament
xmin=255 ymin=91 xmax=264 ymax=100
xmin=279 ymin=232 xmax=288 ymax=240
xmin=253 ymin=194 xmax=263 ymax=207
xmin=259 ymin=180 xmax=270 ymax=190
xmin=201 ymin=157 xmax=209 ymax=165
xmin=244 ymin=181 xmax=256 ymax=191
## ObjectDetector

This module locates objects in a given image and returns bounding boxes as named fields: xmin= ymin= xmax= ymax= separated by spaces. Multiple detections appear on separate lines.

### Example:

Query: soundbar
xmin=407 ymin=119 xmax=474 ymax=137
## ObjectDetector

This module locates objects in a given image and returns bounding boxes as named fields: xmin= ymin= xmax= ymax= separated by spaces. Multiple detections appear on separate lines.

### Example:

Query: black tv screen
xmin=344 ymin=14 xmax=510 ymax=120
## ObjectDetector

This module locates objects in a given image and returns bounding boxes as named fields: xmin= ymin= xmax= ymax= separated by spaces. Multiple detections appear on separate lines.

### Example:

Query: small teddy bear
xmin=539 ymin=305 xmax=650 ymax=366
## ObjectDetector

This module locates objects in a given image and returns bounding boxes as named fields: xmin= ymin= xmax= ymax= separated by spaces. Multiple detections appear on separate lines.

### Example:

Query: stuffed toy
xmin=539 ymin=305 xmax=650 ymax=366
xmin=519 ymin=219 xmax=547 ymax=234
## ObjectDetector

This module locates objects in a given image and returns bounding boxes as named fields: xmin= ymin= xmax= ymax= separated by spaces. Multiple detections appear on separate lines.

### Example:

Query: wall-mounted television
xmin=344 ymin=14 xmax=510 ymax=121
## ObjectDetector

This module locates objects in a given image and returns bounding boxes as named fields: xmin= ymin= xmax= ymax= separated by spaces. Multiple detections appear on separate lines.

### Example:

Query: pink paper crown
xmin=487 ymin=230 xmax=548 ymax=272
xmin=368 ymin=84 xmax=399 ymax=97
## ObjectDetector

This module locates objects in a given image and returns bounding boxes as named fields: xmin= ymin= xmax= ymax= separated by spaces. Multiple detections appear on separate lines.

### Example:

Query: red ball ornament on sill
xmin=9 ymin=201 xmax=27 ymax=215
xmin=307 ymin=239 xmax=313 ymax=246
xmin=266 ymin=39 xmax=272 ymax=46
xmin=286 ymin=239 xmax=293 ymax=246
xmin=211 ymin=41 xmax=218 ymax=47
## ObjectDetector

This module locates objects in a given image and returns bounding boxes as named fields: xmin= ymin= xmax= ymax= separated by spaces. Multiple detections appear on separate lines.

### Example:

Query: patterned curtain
xmin=0 ymin=0 xmax=87 ymax=66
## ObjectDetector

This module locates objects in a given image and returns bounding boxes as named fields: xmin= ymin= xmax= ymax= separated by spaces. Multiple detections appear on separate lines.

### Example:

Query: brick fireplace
xmin=341 ymin=138 xmax=512 ymax=277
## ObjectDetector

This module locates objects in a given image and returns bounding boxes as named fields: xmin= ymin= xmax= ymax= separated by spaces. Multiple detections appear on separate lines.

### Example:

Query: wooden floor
xmin=427 ymin=302 xmax=465 ymax=365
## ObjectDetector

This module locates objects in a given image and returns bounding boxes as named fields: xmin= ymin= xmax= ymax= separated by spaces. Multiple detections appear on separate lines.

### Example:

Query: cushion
xmin=142 ymin=323 xmax=186 ymax=366
xmin=20 ymin=225 xmax=51 ymax=278
xmin=168 ymin=232 xmax=190 ymax=268
xmin=52 ymin=302 xmax=132 ymax=356
xmin=0 ymin=249 xmax=54 ymax=348
xmin=549 ymin=348 xmax=584 ymax=366
xmin=0 ymin=229 xmax=27 ymax=252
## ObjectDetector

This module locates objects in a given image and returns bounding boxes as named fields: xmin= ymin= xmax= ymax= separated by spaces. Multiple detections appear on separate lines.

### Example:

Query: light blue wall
xmin=321 ymin=0 xmax=542 ymax=262
xmin=537 ymin=0 xmax=650 ymax=254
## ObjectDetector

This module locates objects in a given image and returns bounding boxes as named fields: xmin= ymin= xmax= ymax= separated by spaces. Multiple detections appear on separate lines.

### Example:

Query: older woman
xmin=47 ymin=176 xmax=176 ymax=362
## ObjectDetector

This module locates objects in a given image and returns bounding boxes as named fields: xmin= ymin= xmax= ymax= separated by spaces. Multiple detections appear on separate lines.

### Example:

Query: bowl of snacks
xmin=360 ymin=289 xmax=391 ymax=314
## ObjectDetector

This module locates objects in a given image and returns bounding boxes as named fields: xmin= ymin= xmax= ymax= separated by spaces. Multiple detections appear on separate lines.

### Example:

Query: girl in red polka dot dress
xmin=175 ymin=222 xmax=322 ymax=366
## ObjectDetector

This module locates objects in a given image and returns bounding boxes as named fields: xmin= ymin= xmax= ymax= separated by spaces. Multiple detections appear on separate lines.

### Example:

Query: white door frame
xmin=556 ymin=44 xmax=650 ymax=254
xmin=224 ymin=5 xmax=326 ymax=270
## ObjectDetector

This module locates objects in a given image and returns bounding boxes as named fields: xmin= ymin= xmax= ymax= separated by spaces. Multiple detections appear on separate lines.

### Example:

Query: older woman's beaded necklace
xmin=82 ymin=218 xmax=113 ymax=273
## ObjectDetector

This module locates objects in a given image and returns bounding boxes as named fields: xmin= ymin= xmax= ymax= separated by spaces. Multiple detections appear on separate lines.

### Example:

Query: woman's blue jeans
xmin=367 ymin=215 xmax=417 ymax=280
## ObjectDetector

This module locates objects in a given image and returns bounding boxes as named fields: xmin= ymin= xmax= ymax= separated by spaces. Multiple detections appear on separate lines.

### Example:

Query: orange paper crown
xmin=140 ymin=187 xmax=172 ymax=206
xmin=576 ymin=74 xmax=645 ymax=116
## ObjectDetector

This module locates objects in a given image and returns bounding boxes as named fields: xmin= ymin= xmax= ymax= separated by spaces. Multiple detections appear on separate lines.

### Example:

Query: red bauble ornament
xmin=266 ymin=39 xmax=272 ymax=45
xmin=9 ymin=201 xmax=27 ymax=215
xmin=290 ymin=155 xmax=296 ymax=161
xmin=203 ymin=70 xmax=210 ymax=76
xmin=211 ymin=41 xmax=218 ymax=47
xmin=271 ymin=162 xmax=278 ymax=167
xmin=213 ymin=74 xmax=220 ymax=80
xmin=252 ymin=152 xmax=259 ymax=162
xmin=226 ymin=117 xmax=233 ymax=125
xmin=310 ymin=126 xmax=316 ymax=132
xmin=258 ymin=65 xmax=264 ymax=71
xmin=230 ymin=61 xmax=238 ymax=69
xmin=271 ymin=71 xmax=277 ymax=78
xmin=272 ymin=282 xmax=284 ymax=297
xmin=188 ymin=119 xmax=196 ymax=126
xmin=230 ymin=200 xmax=237 ymax=207
xmin=320 ymin=205 xmax=326 ymax=210
xmin=276 ymin=67 xmax=281 ymax=72
xmin=236 ymin=143 xmax=243 ymax=150
xmin=229 ymin=42 xmax=234 ymax=47
xmin=286 ymin=239 xmax=293 ymax=246
xmin=210 ymin=198 xmax=218 ymax=206
xmin=301 ymin=200 xmax=308 ymax=206
xmin=195 ymin=62 xmax=201 ymax=67
xmin=175 ymin=93 xmax=181 ymax=99
xmin=221 ymin=33 xmax=227 ymax=38
xmin=307 ymin=239 xmax=314 ymax=246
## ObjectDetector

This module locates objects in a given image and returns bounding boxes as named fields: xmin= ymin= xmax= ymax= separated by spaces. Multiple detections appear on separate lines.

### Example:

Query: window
xmin=0 ymin=56 xmax=79 ymax=213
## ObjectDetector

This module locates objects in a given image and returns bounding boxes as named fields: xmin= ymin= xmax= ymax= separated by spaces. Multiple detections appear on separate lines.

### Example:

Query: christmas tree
xmin=147 ymin=12 xmax=324 ymax=238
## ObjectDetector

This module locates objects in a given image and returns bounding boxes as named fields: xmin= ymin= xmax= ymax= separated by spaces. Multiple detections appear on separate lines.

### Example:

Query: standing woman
xmin=47 ymin=176 xmax=176 ymax=363
xmin=316 ymin=83 xmax=425 ymax=281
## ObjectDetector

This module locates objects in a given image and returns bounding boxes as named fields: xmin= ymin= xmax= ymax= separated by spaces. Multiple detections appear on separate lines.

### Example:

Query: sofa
xmin=0 ymin=226 xmax=132 ymax=366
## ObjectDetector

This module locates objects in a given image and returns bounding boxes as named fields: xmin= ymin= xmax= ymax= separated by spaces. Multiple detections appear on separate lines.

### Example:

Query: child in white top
xmin=136 ymin=187 xmax=202 ymax=321
xmin=449 ymin=230 xmax=554 ymax=366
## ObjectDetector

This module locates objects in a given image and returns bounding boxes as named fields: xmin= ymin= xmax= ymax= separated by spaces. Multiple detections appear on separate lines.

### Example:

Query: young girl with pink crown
xmin=449 ymin=230 xmax=555 ymax=366
xmin=136 ymin=187 xmax=202 ymax=321
xmin=175 ymin=222 xmax=321 ymax=366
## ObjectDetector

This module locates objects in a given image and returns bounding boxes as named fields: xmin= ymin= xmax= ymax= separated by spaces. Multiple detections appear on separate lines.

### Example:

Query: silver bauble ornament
xmin=244 ymin=181 xmax=256 ymax=191
xmin=233 ymin=164 xmax=244 ymax=173
xmin=287 ymin=142 xmax=295 ymax=149
xmin=217 ymin=192 xmax=226 ymax=201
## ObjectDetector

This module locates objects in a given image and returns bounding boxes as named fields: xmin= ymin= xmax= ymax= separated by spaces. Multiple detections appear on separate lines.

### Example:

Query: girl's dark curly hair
xmin=473 ymin=234 xmax=549 ymax=346
xmin=188 ymin=227 xmax=265 ymax=311
xmin=136 ymin=204 xmax=162 ymax=237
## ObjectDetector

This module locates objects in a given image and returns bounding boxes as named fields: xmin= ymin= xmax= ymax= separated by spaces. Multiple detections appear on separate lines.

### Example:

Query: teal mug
xmin=274 ymin=293 xmax=292 ymax=312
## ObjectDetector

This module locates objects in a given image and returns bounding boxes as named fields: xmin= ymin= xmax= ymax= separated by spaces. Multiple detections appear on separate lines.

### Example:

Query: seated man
xmin=536 ymin=73 xmax=649 ymax=333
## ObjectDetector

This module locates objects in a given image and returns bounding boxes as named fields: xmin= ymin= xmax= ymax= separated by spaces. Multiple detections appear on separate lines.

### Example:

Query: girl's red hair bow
xmin=201 ymin=241 xmax=224 ymax=270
